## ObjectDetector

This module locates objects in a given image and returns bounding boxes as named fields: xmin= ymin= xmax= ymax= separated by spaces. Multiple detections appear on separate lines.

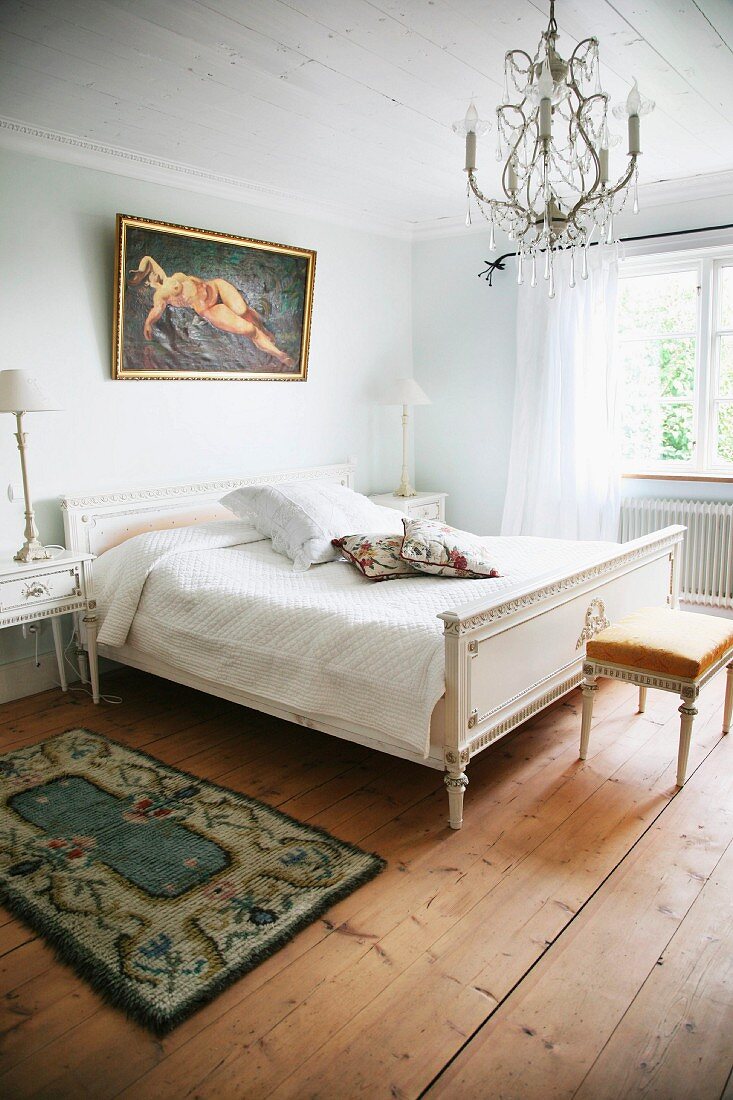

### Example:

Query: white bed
xmin=62 ymin=462 xmax=685 ymax=829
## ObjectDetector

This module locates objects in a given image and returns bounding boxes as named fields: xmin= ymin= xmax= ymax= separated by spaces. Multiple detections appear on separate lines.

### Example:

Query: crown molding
xmin=0 ymin=117 xmax=411 ymax=241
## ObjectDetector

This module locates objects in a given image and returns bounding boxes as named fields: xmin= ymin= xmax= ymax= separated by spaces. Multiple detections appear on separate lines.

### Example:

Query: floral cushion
xmin=332 ymin=534 xmax=420 ymax=581
xmin=399 ymin=518 xmax=501 ymax=579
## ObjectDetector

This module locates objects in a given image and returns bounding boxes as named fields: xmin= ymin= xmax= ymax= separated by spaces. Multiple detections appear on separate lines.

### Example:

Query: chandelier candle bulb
xmin=628 ymin=113 xmax=640 ymax=156
xmin=507 ymin=158 xmax=518 ymax=193
xmin=599 ymin=146 xmax=609 ymax=184
xmin=465 ymin=130 xmax=477 ymax=172
xmin=539 ymin=97 xmax=552 ymax=140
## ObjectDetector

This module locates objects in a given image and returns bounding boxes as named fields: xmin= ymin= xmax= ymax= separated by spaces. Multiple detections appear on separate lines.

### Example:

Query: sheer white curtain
xmin=501 ymin=248 xmax=620 ymax=541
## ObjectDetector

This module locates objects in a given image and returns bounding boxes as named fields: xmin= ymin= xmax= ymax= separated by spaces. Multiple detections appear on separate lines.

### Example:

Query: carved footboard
xmin=438 ymin=526 xmax=686 ymax=829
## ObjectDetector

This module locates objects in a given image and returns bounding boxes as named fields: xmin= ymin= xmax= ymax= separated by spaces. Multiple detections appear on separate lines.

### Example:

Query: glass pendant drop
xmin=530 ymin=253 xmax=537 ymax=287
xmin=569 ymin=247 xmax=576 ymax=288
xmin=633 ymin=167 xmax=640 ymax=214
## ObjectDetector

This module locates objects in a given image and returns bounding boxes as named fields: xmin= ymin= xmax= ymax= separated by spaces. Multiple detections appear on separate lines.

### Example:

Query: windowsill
xmin=622 ymin=472 xmax=733 ymax=483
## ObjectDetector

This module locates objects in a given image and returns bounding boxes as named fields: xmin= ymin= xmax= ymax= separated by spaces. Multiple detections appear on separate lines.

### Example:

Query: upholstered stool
xmin=580 ymin=606 xmax=733 ymax=786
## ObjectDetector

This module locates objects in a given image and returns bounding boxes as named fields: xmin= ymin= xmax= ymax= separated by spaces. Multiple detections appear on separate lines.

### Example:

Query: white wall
xmin=0 ymin=148 xmax=413 ymax=668
xmin=411 ymin=230 xmax=517 ymax=534
xmin=413 ymin=191 xmax=733 ymax=533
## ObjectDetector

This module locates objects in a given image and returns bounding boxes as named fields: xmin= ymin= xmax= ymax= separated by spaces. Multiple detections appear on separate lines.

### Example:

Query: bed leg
xmin=444 ymin=768 xmax=468 ymax=830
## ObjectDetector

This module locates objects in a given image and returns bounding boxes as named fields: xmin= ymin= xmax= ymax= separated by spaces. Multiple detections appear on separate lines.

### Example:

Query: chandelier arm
xmin=567 ymin=36 xmax=598 ymax=75
xmin=505 ymin=48 xmax=535 ymax=83
xmin=567 ymin=38 xmax=605 ymax=202
xmin=568 ymin=154 xmax=637 ymax=239
xmin=565 ymin=89 xmax=604 ymax=219
xmin=502 ymin=123 xmax=530 ymax=202
xmin=467 ymin=171 xmax=509 ymax=212
xmin=525 ymin=131 xmax=544 ymax=220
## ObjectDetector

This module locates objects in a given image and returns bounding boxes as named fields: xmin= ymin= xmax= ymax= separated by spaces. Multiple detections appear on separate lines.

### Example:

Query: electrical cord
xmin=29 ymin=622 xmax=123 ymax=705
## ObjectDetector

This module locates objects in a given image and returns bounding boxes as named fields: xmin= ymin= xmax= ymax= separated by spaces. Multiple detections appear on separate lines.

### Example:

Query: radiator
xmin=620 ymin=497 xmax=733 ymax=610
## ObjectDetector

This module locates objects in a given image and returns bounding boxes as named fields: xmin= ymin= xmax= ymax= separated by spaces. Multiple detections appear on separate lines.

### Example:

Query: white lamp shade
xmin=380 ymin=377 xmax=431 ymax=406
xmin=0 ymin=370 xmax=60 ymax=413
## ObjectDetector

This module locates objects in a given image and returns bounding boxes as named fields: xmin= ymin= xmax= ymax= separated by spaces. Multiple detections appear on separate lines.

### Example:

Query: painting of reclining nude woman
xmin=113 ymin=214 xmax=316 ymax=380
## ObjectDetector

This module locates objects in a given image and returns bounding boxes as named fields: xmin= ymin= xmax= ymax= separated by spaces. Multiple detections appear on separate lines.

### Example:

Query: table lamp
xmin=380 ymin=377 xmax=431 ymax=498
xmin=0 ymin=370 xmax=60 ymax=563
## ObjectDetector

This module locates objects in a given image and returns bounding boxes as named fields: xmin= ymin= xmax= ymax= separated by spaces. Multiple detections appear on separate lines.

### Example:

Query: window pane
xmin=661 ymin=404 xmax=694 ymax=461
xmin=622 ymin=403 xmax=656 ymax=464
xmin=719 ymin=335 xmax=733 ymax=397
xmin=719 ymin=266 xmax=733 ymax=329
xmin=618 ymin=269 xmax=698 ymax=336
xmin=716 ymin=403 xmax=733 ymax=464
xmin=621 ymin=402 xmax=694 ymax=464
xmin=619 ymin=337 xmax=695 ymax=398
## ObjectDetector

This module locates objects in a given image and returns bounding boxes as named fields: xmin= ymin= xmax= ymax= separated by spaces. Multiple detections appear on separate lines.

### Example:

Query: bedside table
xmin=369 ymin=491 xmax=447 ymax=523
xmin=0 ymin=550 xmax=99 ymax=703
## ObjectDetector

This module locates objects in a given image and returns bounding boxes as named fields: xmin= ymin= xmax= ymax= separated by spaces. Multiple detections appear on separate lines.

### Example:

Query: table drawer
xmin=0 ymin=566 xmax=82 ymax=614
xmin=410 ymin=501 xmax=442 ymax=520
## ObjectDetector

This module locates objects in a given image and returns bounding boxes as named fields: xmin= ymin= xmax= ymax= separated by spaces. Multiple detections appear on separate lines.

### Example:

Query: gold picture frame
xmin=112 ymin=214 xmax=316 ymax=381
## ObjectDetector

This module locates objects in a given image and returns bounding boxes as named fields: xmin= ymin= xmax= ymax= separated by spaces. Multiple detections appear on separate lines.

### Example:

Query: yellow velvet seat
xmin=581 ymin=606 xmax=733 ymax=788
xmin=586 ymin=606 xmax=733 ymax=680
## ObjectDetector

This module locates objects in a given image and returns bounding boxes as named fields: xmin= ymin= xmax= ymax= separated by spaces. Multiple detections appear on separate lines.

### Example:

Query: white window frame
xmin=618 ymin=242 xmax=733 ymax=479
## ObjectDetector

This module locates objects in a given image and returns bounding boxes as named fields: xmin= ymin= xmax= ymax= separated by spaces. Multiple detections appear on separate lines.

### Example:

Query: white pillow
xmin=220 ymin=481 xmax=405 ymax=570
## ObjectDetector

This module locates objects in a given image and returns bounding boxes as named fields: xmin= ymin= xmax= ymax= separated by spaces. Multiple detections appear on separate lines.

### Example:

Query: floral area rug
xmin=0 ymin=729 xmax=385 ymax=1033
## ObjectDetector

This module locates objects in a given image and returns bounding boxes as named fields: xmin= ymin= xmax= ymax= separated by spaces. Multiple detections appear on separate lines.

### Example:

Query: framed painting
xmin=112 ymin=214 xmax=316 ymax=381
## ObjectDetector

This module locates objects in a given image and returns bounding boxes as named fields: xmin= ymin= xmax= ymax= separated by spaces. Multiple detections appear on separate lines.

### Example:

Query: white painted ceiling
xmin=1 ymin=0 xmax=732 ymax=234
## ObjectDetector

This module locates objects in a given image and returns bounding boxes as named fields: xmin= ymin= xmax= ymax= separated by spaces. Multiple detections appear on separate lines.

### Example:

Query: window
xmin=617 ymin=252 xmax=733 ymax=476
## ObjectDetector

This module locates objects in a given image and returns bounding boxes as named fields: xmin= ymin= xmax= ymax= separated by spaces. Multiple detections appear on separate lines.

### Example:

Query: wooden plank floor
xmin=0 ymin=668 xmax=731 ymax=1099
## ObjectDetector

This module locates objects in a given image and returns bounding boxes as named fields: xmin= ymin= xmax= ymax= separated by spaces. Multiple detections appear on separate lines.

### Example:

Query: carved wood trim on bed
xmin=61 ymin=463 xmax=685 ymax=832
xmin=62 ymin=462 xmax=355 ymax=557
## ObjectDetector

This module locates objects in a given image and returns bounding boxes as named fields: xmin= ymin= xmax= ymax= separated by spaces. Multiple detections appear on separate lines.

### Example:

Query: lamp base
xmin=393 ymin=484 xmax=417 ymax=498
xmin=14 ymin=539 xmax=53 ymax=564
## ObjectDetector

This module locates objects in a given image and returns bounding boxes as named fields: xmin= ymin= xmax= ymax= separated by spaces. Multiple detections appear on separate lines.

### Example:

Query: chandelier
xmin=455 ymin=0 xmax=654 ymax=295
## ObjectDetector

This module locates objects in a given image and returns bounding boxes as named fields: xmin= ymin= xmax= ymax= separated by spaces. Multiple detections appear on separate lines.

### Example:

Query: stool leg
xmin=638 ymin=685 xmax=647 ymax=714
xmin=723 ymin=663 xmax=733 ymax=735
xmin=580 ymin=674 xmax=598 ymax=760
xmin=677 ymin=699 xmax=697 ymax=787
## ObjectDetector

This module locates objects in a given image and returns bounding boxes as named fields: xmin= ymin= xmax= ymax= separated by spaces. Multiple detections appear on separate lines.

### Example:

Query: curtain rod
xmin=477 ymin=221 xmax=733 ymax=286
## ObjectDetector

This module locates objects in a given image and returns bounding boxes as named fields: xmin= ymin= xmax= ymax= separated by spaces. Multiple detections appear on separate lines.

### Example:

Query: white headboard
xmin=62 ymin=461 xmax=356 ymax=558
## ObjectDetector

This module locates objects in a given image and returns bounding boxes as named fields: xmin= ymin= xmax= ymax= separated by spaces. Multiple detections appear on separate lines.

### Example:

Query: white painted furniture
xmin=0 ymin=550 xmax=99 ymax=703
xmin=580 ymin=610 xmax=733 ymax=786
xmin=62 ymin=462 xmax=684 ymax=830
xmin=369 ymin=491 xmax=447 ymax=523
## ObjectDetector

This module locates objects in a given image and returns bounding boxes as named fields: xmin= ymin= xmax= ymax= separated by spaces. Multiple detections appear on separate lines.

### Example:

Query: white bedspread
xmin=95 ymin=522 xmax=616 ymax=757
